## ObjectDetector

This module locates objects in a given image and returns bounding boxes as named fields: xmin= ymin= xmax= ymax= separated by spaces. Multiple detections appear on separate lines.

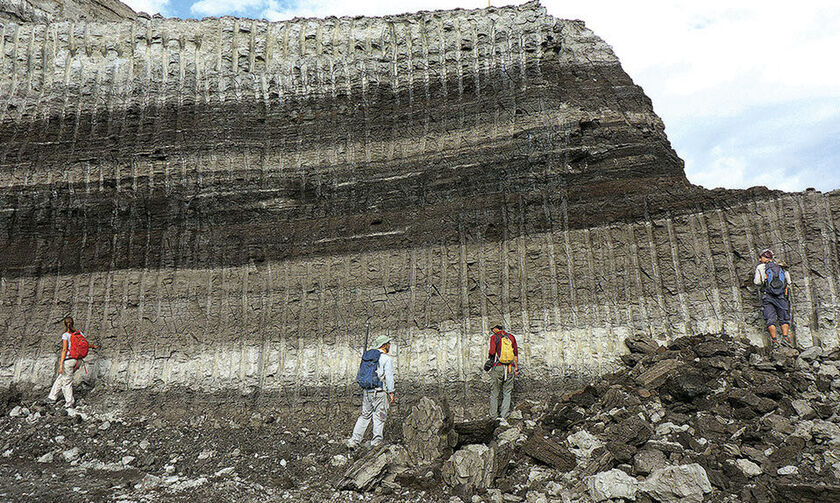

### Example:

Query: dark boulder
xmin=660 ymin=371 xmax=711 ymax=403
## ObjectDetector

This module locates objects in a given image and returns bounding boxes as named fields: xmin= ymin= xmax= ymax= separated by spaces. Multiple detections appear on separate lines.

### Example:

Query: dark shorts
xmin=762 ymin=294 xmax=791 ymax=327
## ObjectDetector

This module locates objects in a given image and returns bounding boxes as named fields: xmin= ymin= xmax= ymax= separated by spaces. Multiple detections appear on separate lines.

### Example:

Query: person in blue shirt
xmin=347 ymin=335 xmax=395 ymax=448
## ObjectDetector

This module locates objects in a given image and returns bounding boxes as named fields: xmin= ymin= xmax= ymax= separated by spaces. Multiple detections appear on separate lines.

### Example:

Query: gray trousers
xmin=350 ymin=390 xmax=389 ymax=445
xmin=490 ymin=365 xmax=515 ymax=419
xmin=48 ymin=359 xmax=77 ymax=406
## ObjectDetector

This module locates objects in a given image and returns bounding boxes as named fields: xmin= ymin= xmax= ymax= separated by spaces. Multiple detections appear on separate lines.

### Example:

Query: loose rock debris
xmin=338 ymin=333 xmax=840 ymax=502
xmin=4 ymin=333 xmax=840 ymax=502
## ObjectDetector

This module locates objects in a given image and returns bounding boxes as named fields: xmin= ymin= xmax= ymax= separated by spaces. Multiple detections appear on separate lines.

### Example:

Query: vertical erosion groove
xmin=1 ymin=4 xmax=839 ymax=391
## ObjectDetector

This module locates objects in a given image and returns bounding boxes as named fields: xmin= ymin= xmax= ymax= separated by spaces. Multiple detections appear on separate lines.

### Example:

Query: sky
xmin=124 ymin=0 xmax=840 ymax=193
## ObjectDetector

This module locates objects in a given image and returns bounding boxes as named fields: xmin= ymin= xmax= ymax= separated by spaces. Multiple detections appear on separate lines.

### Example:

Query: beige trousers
xmin=350 ymin=390 xmax=389 ymax=446
xmin=48 ymin=359 xmax=77 ymax=407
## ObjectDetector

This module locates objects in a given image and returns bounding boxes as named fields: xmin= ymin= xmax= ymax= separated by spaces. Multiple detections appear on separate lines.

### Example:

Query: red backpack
xmin=68 ymin=331 xmax=89 ymax=360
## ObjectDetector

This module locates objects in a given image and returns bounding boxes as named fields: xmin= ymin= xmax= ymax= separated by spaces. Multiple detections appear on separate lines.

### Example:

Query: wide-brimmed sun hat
xmin=372 ymin=334 xmax=391 ymax=348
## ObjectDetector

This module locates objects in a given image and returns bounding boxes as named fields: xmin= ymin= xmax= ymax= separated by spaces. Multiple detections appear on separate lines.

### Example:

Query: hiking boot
xmin=345 ymin=440 xmax=359 ymax=450
xmin=782 ymin=337 xmax=794 ymax=348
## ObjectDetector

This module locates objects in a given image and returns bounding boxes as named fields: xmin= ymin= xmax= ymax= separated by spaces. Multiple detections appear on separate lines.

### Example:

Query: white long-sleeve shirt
xmin=754 ymin=263 xmax=792 ymax=287
xmin=376 ymin=351 xmax=395 ymax=393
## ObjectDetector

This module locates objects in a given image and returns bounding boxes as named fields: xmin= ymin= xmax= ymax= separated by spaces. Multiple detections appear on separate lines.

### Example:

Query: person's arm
xmin=753 ymin=265 xmax=763 ymax=286
xmin=512 ymin=336 xmax=519 ymax=374
xmin=488 ymin=336 xmax=496 ymax=360
xmin=785 ymin=271 xmax=792 ymax=296
xmin=58 ymin=339 xmax=68 ymax=374
xmin=383 ymin=356 xmax=395 ymax=405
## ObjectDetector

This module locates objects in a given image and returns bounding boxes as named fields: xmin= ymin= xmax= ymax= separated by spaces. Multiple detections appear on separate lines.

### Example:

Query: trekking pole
xmin=363 ymin=321 xmax=370 ymax=355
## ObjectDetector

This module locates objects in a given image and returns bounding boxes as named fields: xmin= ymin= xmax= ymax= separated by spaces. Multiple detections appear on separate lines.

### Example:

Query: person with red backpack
xmin=486 ymin=324 xmax=519 ymax=419
xmin=47 ymin=317 xmax=98 ymax=408
xmin=753 ymin=249 xmax=793 ymax=347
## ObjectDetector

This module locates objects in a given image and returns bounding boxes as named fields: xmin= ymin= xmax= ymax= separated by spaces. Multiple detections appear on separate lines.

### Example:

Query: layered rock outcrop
xmin=1 ymin=1 xmax=838 ymax=391
xmin=1 ymin=0 xmax=135 ymax=23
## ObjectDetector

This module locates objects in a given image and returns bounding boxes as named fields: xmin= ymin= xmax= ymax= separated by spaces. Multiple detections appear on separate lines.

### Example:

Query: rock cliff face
xmin=1 ymin=0 xmax=135 ymax=23
xmin=1 ymin=1 xmax=838 ymax=392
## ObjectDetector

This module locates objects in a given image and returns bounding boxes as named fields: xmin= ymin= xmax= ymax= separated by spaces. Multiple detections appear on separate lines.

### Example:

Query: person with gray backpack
xmin=347 ymin=335 xmax=395 ymax=449
xmin=753 ymin=249 xmax=792 ymax=347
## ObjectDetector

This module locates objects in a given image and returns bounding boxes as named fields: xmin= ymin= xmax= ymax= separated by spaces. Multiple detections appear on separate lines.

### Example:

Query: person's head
xmin=63 ymin=316 xmax=74 ymax=332
xmin=373 ymin=334 xmax=391 ymax=353
xmin=491 ymin=324 xmax=504 ymax=335
xmin=760 ymin=249 xmax=773 ymax=263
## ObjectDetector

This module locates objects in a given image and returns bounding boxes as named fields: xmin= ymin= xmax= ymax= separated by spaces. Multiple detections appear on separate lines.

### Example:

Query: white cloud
xmin=541 ymin=0 xmax=840 ymax=120
xmin=686 ymin=149 xmax=748 ymax=190
xmin=123 ymin=0 xmax=170 ymax=15
xmin=191 ymin=0 xmax=267 ymax=17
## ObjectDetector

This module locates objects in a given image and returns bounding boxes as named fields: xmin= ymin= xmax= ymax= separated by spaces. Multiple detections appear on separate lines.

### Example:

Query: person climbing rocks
xmin=347 ymin=334 xmax=395 ymax=449
xmin=488 ymin=324 xmax=519 ymax=419
xmin=47 ymin=316 xmax=98 ymax=408
xmin=753 ymin=249 xmax=793 ymax=347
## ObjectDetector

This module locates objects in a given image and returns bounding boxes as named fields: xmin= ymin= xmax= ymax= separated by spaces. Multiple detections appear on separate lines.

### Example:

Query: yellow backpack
xmin=497 ymin=334 xmax=515 ymax=364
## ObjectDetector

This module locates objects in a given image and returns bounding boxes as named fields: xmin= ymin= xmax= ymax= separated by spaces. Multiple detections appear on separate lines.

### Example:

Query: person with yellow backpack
xmin=486 ymin=324 xmax=519 ymax=419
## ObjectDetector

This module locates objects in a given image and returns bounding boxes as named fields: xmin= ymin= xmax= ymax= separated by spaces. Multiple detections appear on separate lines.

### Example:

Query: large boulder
xmin=633 ymin=448 xmax=668 ymax=475
xmin=340 ymin=445 xmax=408 ymax=492
xmin=567 ymin=430 xmax=604 ymax=460
xmin=641 ymin=463 xmax=712 ymax=503
xmin=605 ymin=416 xmax=653 ymax=447
xmin=625 ymin=334 xmax=660 ymax=355
xmin=661 ymin=371 xmax=711 ymax=402
xmin=441 ymin=444 xmax=496 ymax=491
xmin=732 ymin=459 xmax=762 ymax=478
xmin=693 ymin=339 xmax=730 ymax=358
xmin=586 ymin=469 xmax=639 ymax=501
xmin=635 ymin=359 xmax=683 ymax=388
xmin=402 ymin=397 xmax=454 ymax=465
xmin=522 ymin=429 xmax=576 ymax=471
xmin=799 ymin=346 xmax=823 ymax=362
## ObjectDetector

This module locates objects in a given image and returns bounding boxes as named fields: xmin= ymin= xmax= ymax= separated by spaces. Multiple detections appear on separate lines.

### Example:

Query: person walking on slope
xmin=488 ymin=325 xmax=519 ymax=419
xmin=47 ymin=317 xmax=98 ymax=408
xmin=348 ymin=334 xmax=395 ymax=449
xmin=754 ymin=249 xmax=793 ymax=347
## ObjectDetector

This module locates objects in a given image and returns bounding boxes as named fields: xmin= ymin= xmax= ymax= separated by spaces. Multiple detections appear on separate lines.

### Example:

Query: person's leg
xmin=350 ymin=392 xmax=373 ymax=445
xmin=370 ymin=393 xmax=388 ymax=446
xmin=61 ymin=360 xmax=76 ymax=407
xmin=490 ymin=366 xmax=503 ymax=418
xmin=762 ymin=299 xmax=778 ymax=344
xmin=777 ymin=296 xmax=792 ymax=344
xmin=500 ymin=370 xmax=515 ymax=418
xmin=781 ymin=324 xmax=791 ymax=343
xmin=47 ymin=373 xmax=63 ymax=402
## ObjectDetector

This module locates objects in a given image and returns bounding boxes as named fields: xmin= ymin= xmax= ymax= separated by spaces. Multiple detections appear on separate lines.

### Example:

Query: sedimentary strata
xmin=0 ymin=0 xmax=134 ymax=23
xmin=1 ymin=1 xmax=838 ymax=391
